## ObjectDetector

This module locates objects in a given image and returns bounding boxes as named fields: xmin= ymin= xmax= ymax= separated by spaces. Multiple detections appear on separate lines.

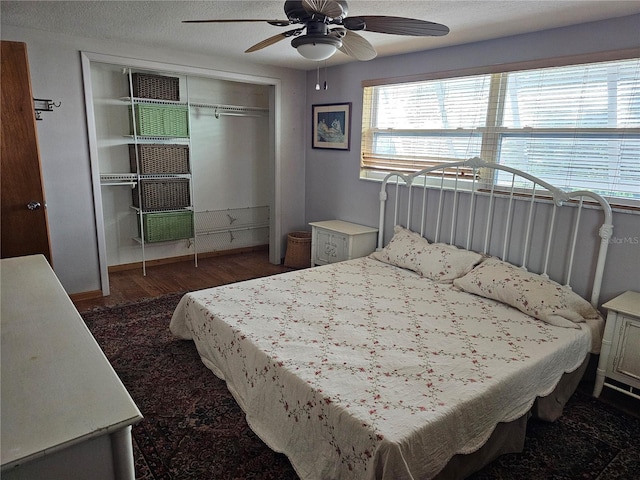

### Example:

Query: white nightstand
xmin=309 ymin=220 xmax=378 ymax=266
xmin=593 ymin=291 xmax=640 ymax=400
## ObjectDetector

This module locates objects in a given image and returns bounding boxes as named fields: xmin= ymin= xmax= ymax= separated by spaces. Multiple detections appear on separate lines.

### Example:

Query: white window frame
xmin=360 ymin=50 xmax=640 ymax=207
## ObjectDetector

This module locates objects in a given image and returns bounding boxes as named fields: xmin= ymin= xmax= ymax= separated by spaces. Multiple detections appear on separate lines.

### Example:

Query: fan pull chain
xmin=316 ymin=63 xmax=321 ymax=90
xmin=324 ymin=60 xmax=328 ymax=90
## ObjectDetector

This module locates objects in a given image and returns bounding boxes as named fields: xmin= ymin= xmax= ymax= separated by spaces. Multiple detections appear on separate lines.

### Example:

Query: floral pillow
xmin=370 ymin=225 xmax=483 ymax=283
xmin=453 ymin=257 xmax=600 ymax=328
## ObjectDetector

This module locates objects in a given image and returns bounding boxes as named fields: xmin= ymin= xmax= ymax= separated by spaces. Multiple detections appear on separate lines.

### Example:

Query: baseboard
xmin=107 ymin=245 xmax=269 ymax=273
xmin=69 ymin=289 xmax=103 ymax=303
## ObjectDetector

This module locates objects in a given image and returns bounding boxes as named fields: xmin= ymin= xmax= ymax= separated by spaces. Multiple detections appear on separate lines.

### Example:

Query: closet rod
xmin=193 ymin=103 xmax=268 ymax=118
xmin=190 ymin=102 xmax=267 ymax=112
xmin=120 ymin=97 xmax=267 ymax=117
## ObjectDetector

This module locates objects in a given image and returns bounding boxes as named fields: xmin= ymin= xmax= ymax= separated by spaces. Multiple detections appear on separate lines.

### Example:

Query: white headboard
xmin=377 ymin=157 xmax=613 ymax=307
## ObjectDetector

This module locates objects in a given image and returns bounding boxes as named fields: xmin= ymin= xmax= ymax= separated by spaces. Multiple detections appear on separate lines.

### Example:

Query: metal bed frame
xmin=378 ymin=157 xmax=613 ymax=307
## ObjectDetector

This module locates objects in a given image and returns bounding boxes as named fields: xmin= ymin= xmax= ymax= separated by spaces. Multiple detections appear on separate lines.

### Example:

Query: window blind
xmin=361 ymin=58 xmax=640 ymax=203
xmin=361 ymin=75 xmax=490 ymax=176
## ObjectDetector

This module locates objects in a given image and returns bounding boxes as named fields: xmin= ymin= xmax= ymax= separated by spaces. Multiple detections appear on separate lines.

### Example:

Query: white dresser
xmin=593 ymin=290 xmax=640 ymax=400
xmin=1 ymin=255 xmax=142 ymax=480
xmin=309 ymin=220 xmax=378 ymax=266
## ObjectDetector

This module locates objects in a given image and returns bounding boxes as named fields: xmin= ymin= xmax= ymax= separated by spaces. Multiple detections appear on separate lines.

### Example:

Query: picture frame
xmin=312 ymin=102 xmax=351 ymax=150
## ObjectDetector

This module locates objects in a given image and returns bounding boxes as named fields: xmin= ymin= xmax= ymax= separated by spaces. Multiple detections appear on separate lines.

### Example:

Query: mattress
xmin=170 ymin=256 xmax=601 ymax=479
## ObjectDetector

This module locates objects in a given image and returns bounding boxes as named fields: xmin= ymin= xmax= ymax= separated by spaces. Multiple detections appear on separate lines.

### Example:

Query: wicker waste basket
xmin=284 ymin=231 xmax=312 ymax=268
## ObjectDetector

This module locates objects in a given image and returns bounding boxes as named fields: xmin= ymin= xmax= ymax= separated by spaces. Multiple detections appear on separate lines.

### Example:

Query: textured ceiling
xmin=2 ymin=1 xmax=639 ymax=70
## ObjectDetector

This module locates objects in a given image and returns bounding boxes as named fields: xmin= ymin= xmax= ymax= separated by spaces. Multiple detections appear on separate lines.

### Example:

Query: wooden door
xmin=1 ymin=41 xmax=52 ymax=263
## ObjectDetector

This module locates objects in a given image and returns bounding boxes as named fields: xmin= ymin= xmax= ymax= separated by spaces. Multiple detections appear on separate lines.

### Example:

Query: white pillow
xmin=370 ymin=225 xmax=483 ymax=283
xmin=453 ymin=257 xmax=600 ymax=328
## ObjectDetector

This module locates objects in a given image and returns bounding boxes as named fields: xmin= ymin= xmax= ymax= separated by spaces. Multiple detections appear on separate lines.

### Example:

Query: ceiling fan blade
xmin=338 ymin=31 xmax=377 ymax=61
xmin=183 ymin=19 xmax=291 ymax=27
xmin=245 ymin=33 xmax=288 ymax=53
xmin=245 ymin=28 xmax=303 ymax=53
xmin=344 ymin=16 xmax=449 ymax=36
xmin=302 ymin=0 xmax=344 ymax=19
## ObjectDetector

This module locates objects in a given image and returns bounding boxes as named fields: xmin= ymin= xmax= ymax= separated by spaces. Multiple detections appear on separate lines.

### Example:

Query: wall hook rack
xmin=33 ymin=98 xmax=61 ymax=120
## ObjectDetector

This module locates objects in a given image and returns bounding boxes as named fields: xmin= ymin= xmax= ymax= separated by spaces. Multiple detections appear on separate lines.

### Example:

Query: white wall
xmin=91 ymin=63 xmax=272 ymax=266
xmin=1 ymin=24 xmax=307 ymax=295
xmin=304 ymin=14 xmax=640 ymax=304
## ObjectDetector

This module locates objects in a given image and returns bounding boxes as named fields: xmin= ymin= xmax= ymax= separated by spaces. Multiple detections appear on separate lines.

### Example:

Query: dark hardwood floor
xmin=73 ymin=249 xmax=293 ymax=313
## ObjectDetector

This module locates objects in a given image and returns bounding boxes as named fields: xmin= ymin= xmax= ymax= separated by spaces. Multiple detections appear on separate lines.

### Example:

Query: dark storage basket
xmin=129 ymin=104 xmax=189 ymax=137
xmin=139 ymin=211 xmax=193 ymax=243
xmin=132 ymin=73 xmax=180 ymax=101
xmin=284 ymin=231 xmax=312 ymax=268
xmin=133 ymin=178 xmax=191 ymax=210
xmin=129 ymin=144 xmax=190 ymax=174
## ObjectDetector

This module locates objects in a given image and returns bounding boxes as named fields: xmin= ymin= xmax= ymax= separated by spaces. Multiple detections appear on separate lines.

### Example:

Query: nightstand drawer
xmin=310 ymin=220 xmax=378 ymax=267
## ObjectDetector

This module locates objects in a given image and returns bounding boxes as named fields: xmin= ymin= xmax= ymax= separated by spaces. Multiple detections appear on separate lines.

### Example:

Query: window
xmin=361 ymin=57 xmax=640 ymax=204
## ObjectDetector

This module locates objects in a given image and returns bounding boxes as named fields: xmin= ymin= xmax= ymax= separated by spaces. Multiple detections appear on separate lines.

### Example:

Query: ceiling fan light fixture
xmin=291 ymin=34 xmax=342 ymax=61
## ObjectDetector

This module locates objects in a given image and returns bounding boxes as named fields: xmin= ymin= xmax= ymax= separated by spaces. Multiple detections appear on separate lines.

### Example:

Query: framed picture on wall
xmin=312 ymin=102 xmax=351 ymax=150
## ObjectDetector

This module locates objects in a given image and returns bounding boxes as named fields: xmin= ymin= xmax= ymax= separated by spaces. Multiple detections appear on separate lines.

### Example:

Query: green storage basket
xmin=129 ymin=104 xmax=189 ymax=137
xmin=139 ymin=211 xmax=194 ymax=243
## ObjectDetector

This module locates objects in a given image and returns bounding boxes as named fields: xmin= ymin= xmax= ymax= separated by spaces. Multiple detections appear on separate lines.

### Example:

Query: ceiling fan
xmin=183 ymin=0 xmax=449 ymax=62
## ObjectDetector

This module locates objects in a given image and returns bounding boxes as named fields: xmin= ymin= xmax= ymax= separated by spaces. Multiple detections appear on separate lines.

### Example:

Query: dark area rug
xmin=81 ymin=293 xmax=640 ymax=480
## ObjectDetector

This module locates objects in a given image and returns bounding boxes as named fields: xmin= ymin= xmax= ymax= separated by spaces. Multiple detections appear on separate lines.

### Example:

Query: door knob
xmin=27 ymin=201 xmax=41 ymax=210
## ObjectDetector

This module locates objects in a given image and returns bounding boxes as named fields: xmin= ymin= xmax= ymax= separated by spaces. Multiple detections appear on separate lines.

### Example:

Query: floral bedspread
xmin=170 ymin=257 xmax=598 ymax=480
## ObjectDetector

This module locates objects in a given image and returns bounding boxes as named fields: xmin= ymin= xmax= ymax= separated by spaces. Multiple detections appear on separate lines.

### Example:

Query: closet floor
xmin=73 ymin=249 xmax=292 ymax=312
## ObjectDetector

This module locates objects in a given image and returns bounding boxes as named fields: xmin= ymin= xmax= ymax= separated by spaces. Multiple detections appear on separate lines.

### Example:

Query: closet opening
xmin=81 ymin=53 xmax=281 ymax=296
